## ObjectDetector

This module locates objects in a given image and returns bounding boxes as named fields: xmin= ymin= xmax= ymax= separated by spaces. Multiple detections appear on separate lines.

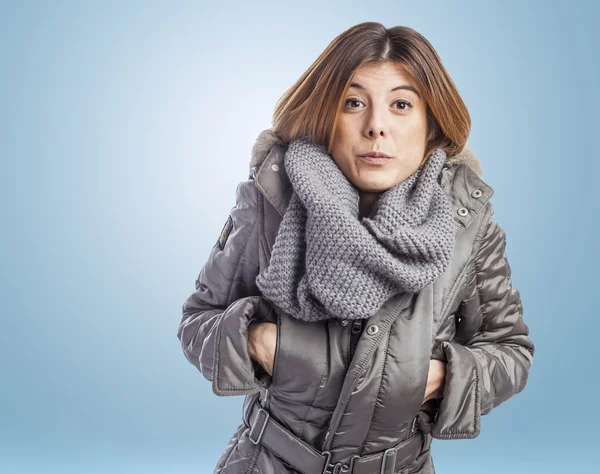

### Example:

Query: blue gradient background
xmin=1 ymin=0 xmax=597 ymax=472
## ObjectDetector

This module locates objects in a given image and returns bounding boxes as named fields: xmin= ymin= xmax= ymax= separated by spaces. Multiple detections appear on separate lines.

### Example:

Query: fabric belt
xmin=244 ymin=399 xmax=424 ymax=474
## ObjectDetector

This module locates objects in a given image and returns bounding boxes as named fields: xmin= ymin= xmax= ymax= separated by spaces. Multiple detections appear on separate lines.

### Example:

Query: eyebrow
xmin=349 ymin=82 xmax=421 ymax=98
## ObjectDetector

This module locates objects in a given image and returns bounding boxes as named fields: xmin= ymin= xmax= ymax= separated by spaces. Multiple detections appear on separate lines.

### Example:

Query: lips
xmin=360 ymin=152 xmax=391 ymax=158
xmin=358 ymin=155 xmax=391 ymax=164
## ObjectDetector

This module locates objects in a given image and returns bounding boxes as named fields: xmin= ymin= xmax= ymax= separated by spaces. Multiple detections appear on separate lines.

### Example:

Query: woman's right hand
xmin=248 ymin=322 xmax=277 ymax=376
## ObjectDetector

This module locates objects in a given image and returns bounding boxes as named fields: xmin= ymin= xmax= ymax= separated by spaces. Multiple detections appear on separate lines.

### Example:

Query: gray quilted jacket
xmin=178 ymin=129 xmax=535 ymax=474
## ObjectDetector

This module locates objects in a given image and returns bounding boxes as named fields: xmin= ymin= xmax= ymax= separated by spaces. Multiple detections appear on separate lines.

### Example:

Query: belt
xmin=244 ymin=399 xmax=424 ymax=474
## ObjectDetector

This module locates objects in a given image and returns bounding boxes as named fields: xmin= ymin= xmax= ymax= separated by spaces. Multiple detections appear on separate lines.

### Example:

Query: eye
xmin=344 ymin=98 xmax=364 ymax=109
xmin=343 ymin=98 xmax=413 ymax=111
xmin=394 ymin=99 xmax=413 ymax=111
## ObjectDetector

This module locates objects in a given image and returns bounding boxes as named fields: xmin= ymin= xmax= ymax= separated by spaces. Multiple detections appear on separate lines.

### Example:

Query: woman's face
xmin=329 ymin=62 xmax=428 ymax=193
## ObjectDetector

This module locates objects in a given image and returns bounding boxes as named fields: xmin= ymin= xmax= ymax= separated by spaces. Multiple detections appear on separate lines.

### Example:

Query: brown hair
xmin=271 ymin=22 xmax=471 ymax=164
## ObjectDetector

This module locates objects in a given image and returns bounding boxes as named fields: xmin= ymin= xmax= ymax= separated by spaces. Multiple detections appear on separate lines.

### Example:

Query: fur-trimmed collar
xmin=250 ymin=128 xmax=483 ymax=177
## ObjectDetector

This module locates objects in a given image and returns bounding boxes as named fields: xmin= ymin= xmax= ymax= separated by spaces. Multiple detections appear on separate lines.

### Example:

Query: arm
xmin=428 ymin=204 xmax=535 ymax=439
xmin=177 ymin=176 xmax=274 ymax=396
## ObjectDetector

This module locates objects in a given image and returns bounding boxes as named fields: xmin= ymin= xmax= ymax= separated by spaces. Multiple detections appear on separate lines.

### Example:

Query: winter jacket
xmin=177 ymin=129 xmax=535 ymax=474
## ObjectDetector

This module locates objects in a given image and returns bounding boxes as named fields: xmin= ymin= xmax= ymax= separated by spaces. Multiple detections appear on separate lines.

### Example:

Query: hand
xmin=422 ymin=359 xmax=447 ymax=405
xmin=248 ymin=322 xmax=277 ymax=376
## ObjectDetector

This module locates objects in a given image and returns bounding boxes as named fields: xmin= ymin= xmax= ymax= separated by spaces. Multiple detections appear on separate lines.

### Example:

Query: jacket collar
xmin=249 ymin=128 xmax=493 ymax=230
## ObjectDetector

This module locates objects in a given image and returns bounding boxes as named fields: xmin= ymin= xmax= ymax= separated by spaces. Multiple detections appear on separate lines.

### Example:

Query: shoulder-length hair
xmin=272 ymin=22 xmax=471 ymax=164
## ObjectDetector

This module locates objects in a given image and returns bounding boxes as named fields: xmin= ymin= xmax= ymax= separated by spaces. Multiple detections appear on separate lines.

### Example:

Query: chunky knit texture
xmin=255 ymin=136 xmax=456 ymax=322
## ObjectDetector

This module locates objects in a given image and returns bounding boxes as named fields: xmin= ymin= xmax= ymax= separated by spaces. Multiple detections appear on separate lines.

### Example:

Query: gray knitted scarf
xmin=255 ymin=137 xmax=456 ymax=322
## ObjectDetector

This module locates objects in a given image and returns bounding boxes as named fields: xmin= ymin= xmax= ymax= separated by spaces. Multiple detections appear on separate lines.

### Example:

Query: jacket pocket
xmin=268 ymin=311 xmax=330 ymax=396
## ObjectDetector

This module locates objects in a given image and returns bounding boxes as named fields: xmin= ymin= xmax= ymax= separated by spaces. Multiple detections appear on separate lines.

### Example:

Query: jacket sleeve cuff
xmin=212 ymin=295 xmax=272 ymax=396
xmin=429 ymin=340 xmax=482 ymax=439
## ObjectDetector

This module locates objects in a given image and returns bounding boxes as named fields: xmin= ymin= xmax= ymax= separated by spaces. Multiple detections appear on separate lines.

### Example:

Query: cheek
xmin=336 ymin=119 xmax=356 ymax=142
xmin=398 ymin=118 xmax=425 ymax=138
xmin=339 ymin=111 xmax=365 ymax=132
xmin=333 ymin=120 xmax=358 ymax=154
xmin=407 ymin=112 xmax=428 ymax=138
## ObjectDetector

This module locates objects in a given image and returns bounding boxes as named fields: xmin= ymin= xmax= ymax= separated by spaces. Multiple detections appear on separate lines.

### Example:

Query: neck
xmin=359 ymin=191 xmax=382 ymax=220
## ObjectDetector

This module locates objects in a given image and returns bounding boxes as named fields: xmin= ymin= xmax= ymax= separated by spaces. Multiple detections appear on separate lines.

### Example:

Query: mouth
xmin=360 ymin=151 xmax=391 ymax=158
xmin=358 ymin=151 xmax=392 ymax=164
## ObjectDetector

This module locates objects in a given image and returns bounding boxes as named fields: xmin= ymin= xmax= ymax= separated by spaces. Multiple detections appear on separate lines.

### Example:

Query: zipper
xmin=322 ymin=293 xmax=413 ymax=453
xmin=244 ymin=444 xmax=261 ymax=474
xmin=348 ymin=319 xmax=363 ymax=362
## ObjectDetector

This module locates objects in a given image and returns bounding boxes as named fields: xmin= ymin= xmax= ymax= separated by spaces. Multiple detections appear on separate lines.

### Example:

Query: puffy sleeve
xmin=177 ymin=177 xmax=275 ymax=396
xmin=428 ymin=204 xmax=535 ymax=439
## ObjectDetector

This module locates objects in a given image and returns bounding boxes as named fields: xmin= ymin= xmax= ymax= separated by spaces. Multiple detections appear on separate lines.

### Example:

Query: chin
xmin=356 ymin=179 xmax=393 ymax=193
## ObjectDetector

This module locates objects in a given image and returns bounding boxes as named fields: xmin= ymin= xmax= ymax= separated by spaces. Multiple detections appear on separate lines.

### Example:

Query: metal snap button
xmin=366 ymin=324 xmax=379 ymax=335
xmin=471 ymin=189 xmax=482 ymax=198
xmin=457 ymin=207 xmax=469 ymax=217
xmin=340 ymin=319 xmax=349 ymax=327
xmin=271 ymin=164 xmax=279 ymax=171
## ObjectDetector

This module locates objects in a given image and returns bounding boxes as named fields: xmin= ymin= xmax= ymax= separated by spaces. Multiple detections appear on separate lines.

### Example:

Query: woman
xmin=178 ymin=22 xmax=534 ymax=474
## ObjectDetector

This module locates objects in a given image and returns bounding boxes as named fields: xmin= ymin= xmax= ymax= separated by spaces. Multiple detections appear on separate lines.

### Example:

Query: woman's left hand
xmin=422 ymin=359 xmax=447 ymax=405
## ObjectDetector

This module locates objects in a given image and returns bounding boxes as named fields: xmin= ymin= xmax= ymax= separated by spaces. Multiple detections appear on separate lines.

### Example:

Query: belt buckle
xmin=340 ymin=455 xmax=359 ymax=473
xmin=321 ymin=452 xmax=345 ymax=474
xmin=380 ymin=447 xmax=396 ymax=474
xmin=248 ymin=407 xmax=269 ymax=445
xmin=323 ymin=463 xmax=343 ymax=474
xmin=323 ymin=453 xmax=359 ymax=474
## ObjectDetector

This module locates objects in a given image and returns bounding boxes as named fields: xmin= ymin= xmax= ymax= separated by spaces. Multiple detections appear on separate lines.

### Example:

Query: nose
xmin=364 ymin=105 xmax=387 ymax=139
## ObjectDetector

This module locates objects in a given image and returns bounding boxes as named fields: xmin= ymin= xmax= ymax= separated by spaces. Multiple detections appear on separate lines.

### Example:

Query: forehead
xmin=350 ymin=62 xmax=414 ymax=86
xmin=347 ymin=62 xmax=421 ymax=100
